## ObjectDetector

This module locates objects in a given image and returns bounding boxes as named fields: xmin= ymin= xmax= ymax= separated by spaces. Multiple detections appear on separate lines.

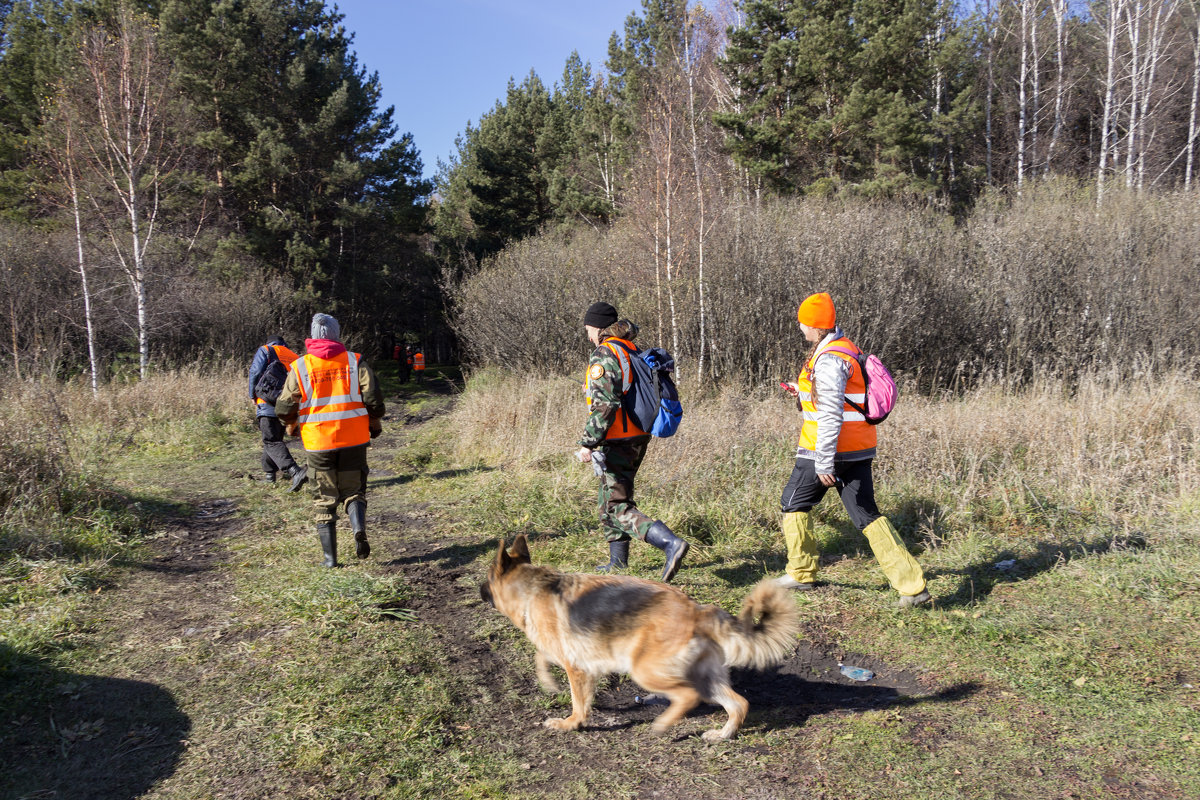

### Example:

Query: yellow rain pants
xmin=782 ymin=511 xmax=820 ymax=583
xmin=863 ymin=516 xmax=927 ymax=597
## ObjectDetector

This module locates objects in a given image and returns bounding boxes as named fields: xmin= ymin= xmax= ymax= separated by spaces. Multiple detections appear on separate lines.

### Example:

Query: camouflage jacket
xmin=580 ymin=338 xmax=647 ymax=448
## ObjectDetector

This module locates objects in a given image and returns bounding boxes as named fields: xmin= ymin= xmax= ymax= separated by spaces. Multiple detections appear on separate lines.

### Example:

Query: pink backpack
xmin=822 ymin=345 xmax=897 ymax=425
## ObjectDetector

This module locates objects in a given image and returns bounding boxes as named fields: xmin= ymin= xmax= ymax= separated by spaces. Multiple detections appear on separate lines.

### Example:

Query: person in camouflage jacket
xmin=573 ymin=301 xmax=690 ymax=583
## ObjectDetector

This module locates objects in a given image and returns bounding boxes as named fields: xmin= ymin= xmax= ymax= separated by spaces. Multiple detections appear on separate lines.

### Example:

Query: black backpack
xmin=253 ymin=346 xmax=289 ymax=405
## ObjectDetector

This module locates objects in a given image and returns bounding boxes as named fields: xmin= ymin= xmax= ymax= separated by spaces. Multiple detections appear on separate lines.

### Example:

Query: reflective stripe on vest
xmin=255 ymin=344 xmax=299 ymax=405
xmin=583 ymin=337 xmax=647 ymax=440
xmin=796 ymin=337 xmax=877 ymax=455
xmin=294 ymin=351 xmax=370 ymax=451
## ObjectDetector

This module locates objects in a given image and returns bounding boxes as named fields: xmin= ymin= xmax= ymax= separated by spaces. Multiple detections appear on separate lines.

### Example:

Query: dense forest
xmin=2 ymin=0 xmax=1198 ymax=388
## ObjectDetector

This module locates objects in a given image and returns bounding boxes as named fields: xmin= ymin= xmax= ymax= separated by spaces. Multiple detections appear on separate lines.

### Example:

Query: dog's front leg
xmin=543 ymin=664 xmax=594 ymax=731
xmin=534 ymin=650 xmax=559 ymax=693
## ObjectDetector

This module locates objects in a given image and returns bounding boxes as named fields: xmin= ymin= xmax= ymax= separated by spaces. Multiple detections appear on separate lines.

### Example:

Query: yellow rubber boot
xmin=782 ymin=511 xmax=820 ymax=583
xmin=863 ymin=516 xmax=926 ymax=597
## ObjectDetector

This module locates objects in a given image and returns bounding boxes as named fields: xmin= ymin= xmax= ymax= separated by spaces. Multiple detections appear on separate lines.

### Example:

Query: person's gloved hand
xmin=369 ymin=417 xmax=382 ymax=438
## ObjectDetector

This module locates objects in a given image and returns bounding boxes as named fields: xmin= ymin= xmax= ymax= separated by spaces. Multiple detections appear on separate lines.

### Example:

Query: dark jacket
xmin=248 ymin=339 xmax=290 ymax=419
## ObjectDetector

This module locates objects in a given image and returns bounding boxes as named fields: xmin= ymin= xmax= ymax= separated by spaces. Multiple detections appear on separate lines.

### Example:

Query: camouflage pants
xmin=595 ymin=438 xmax=655 ymax=543
xmin=305 ymin=444 xmax=369 ymax=524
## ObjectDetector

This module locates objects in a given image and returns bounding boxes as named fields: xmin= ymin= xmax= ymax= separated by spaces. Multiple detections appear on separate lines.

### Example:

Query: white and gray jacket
xmin=796 ymin=328 xmax=876 ymax=473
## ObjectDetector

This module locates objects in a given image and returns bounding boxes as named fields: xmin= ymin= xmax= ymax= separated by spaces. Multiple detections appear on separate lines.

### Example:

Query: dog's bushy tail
xmin=703 ymin=579 xmax=800 ymax=670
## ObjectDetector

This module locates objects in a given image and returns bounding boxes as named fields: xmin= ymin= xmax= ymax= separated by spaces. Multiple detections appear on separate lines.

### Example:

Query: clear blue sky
xmin=331 ymin=0 xmax=644 ymax=181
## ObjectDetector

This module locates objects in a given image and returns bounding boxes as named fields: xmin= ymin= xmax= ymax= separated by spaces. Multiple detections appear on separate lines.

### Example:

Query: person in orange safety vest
xmin=776 ymin=293 xmax=931 ymax=608
xmin=412 ymin=349 xmax=425 ymax=384
xmin=275 ymin=313 xmax=386 ymax=567
xmin=247 ymin=336 xmax=307 ymax=491
xmin=574 ymin=301 xmax=689 ymax=583
xmin=398 ymin=344 xmax=412 ymax=383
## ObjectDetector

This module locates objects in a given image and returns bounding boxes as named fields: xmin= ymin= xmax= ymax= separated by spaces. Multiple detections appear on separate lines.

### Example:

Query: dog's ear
xmin=494 ymin=537 xmax=512 ymax=573
xmin=508 ymin=534 xmax=531 ymax=564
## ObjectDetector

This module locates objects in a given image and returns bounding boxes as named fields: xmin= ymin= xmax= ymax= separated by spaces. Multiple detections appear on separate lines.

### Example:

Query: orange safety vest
xmin=293 ymin=351 xmax=370 ymax=452
xmin=413 ymin=352 xmax=425 ymax=370
xmin=585 ymin=337 xmax=648 ymax=440
xmin=796 ymin=337 xmax=876 ymax=457
xmin=255 ymin=343 xmax=299 ymax=405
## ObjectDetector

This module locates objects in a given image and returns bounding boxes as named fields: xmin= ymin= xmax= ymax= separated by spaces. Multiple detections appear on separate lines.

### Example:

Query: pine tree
xmin=434 ymin=72 xmax=562 ymax=263
xmin=716 ymin=0 xmax=971 ymax=197
xmin=159 ymin=0 xmax=403 ymax=297
xmin=0 ymin=0 xmax=71 ymax=216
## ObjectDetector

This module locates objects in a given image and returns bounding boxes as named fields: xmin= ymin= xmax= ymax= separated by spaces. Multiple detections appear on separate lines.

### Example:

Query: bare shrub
xmin=448 ymin=228 xmax=631 ymax=374
xmin=153 ymin=268 xmax=309 ymax=364
xmin=452 ymin=185 xmax=1200 ymax=391
xmin=0 ymin=225 xmax=90 ymax=379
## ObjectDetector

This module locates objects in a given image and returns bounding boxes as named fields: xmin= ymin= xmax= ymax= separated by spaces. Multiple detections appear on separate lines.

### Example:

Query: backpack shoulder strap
xmin=820 ymin=344 xmax=863 ymax=363
xmin=602 ymin=340 xmax=633 ymax=394
xmin=817 ymin=344 xmax=868 ymax=413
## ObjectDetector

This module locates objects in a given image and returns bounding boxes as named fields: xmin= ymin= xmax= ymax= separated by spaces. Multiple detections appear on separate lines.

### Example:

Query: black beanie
xmin=583 ymin=301 xmax=618 ymax=329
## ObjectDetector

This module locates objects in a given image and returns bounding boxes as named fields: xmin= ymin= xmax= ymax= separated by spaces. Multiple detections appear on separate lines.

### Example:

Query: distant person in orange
xmin=412 ymin=348 xmax=426 ymax=384
xmin=247 ymin=336 xmax=306 ymax=490
xmin=275 ymin=314 xmax=385 ymax=567
xmin=399 ymin=344 xmax=413 ymax=384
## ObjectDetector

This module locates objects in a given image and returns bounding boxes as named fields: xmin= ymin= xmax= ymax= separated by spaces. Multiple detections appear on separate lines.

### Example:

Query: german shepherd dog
xmin=480 ymin=535 xmax=800 ymax=741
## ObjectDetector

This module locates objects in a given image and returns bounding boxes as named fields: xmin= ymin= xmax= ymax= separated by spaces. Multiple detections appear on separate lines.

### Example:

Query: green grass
xmin=2 ymin=369 xmax=1198 ymax=799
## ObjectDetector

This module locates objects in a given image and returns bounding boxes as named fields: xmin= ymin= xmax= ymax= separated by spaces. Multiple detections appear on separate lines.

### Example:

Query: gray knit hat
xmin=310 ymin=313 xmax=340 ymax=341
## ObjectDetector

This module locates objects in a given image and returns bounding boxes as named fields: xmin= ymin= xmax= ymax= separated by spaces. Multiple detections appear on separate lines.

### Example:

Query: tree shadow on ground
xmin=931 ymin=531 xmax=1147 ymax=608
xmin=0 ymin=643 xmax=190 ymax=800
xmin=382 ymin=538 xmax=499 ymax=570
xmin=370 ymin=465 xmax=495 ymax=489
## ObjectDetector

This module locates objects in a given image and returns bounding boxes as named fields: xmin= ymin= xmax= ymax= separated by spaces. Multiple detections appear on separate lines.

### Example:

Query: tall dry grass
xmin=0 ymin=364 xmax=245 ymax=561
xmin=447 ymin=368 xmax=1200 ymax=553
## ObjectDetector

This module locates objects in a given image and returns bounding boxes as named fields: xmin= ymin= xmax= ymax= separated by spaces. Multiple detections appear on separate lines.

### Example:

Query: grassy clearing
xmin=2 ymin=366 xmax=1198 ymax=798
xmin=430 ymin=368 xmax=1200 ymax=794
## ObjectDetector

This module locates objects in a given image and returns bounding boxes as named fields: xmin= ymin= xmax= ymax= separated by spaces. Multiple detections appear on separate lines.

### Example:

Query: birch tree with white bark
xmin=61 ymin=6 xmax=191 ymax=379
xmin=38 ymin=108 xmax=101 ymax=395
xmin=1186 ymin=0 xmax=1200 ymax=187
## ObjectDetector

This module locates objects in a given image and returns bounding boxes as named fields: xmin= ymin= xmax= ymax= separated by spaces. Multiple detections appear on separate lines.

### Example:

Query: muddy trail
xmin=373 ymin=530 xmax=962 ymax=798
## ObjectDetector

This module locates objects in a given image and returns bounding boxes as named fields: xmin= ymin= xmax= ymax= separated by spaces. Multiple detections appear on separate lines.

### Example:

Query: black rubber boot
xmin=287 ymin=465 xmax=308 ymax=493
xmin=596 ymin=539 xmax=629 ymax=573
xmin=348 ymin=501 xmax=370 ymax=559
xmin=644 ymin=521 xmax=689 ymax=583
xmin=263 ymin=471 xmax=277 ymax=483
xmin=318 ymin=523 xmax=337 ymax=568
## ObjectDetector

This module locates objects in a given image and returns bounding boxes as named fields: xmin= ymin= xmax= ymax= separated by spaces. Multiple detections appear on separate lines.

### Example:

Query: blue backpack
xmin=603 ymin=340 xmax=683 ymax=437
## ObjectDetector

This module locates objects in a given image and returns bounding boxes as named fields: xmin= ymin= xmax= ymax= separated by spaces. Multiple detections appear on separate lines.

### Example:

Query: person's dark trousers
xmin=307 ymin=444 xmax=369 ymax=525
xmin=259 ymin=416 xmax=299 ymax=474
xmin=780 ymin=457 xmax=880 ymax=531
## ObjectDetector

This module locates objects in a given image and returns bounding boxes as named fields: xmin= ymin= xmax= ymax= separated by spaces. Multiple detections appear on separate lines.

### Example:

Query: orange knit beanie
xmin=797 ymin=292 xmax=836 ymax=328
